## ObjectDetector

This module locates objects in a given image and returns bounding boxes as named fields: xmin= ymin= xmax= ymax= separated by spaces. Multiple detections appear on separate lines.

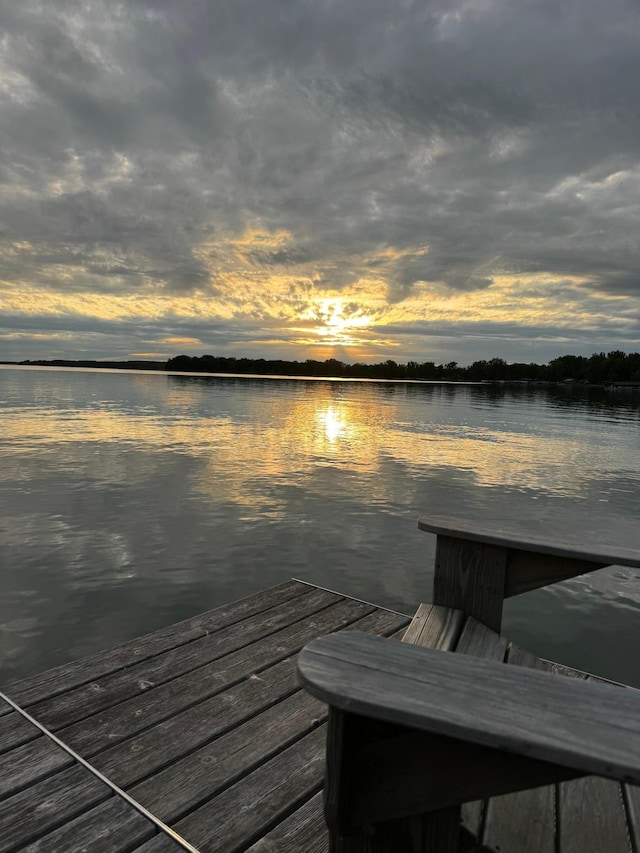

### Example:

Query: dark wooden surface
xmin=418 ymin=515 xmax=640 ymax=568
xmin=0 ymin=581 xmax=410 ymax=853
xmin=2 ymin=579 xmax=638 ymax=852
xmin=299 ymin=632 xmax=640 ymax=783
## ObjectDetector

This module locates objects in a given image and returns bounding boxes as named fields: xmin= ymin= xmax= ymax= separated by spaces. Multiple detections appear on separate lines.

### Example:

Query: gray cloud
xmin=1 ymin=0 xmax=640 ymax=361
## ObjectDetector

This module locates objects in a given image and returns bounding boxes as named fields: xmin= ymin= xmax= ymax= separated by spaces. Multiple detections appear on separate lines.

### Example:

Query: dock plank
xmin=0 ymin=736 xmax=73 ymax=801
xmin=245 ymin=792 xmax=327 ymax=853
xmin=402 ymin=603 xmax=464 ymax=649
xmin=20 ymin=796 xmax=156 ymax=853
xmin=27 ymin=587 xmax=343 ymax=731
xmin=91 ymin=607 xmax=408 ymax=790
xmin=481 ymin=644 xmax=556 ymax=853
xmin=130 ymin=689 xmax=325 ymax=822
xmin=6 ymin=581 xmax=310 ymax=708
xmin=559 ymin=777 xmax=631 ymax=853
xmin=0 ymin=710 xmax=41 ymax=756
xmin=57 ymin=600 xmax=390 ymax=757
xmin=163 ymin=726 xmax=326 ymax=853
xmin=0 ymin=766 xmax=110 ymax=852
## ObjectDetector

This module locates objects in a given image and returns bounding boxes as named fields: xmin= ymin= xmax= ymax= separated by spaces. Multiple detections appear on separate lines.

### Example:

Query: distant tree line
xmin=166 ymin=350 xmax=640 ymax=384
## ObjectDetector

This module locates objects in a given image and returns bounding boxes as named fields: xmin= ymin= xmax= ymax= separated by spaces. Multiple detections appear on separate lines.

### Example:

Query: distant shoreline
xmin=3 ymin=355 xmax=640 ymax=388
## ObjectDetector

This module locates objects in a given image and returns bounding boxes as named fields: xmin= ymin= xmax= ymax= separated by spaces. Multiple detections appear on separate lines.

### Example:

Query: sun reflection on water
xmin=320 ymin=405 xmax=347 ymax=442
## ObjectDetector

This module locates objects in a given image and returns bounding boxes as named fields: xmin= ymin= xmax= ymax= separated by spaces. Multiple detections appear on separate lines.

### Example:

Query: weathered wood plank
xmin=0 ymin=766 xmax=110 ymax=852
xmin=454 ymin=616 xmax=508 ymax=660
xmin=454 ymin=617 xmax=509 ymax=849
xmin=244 ymin=791 xmax=327 ymax=852
xmin=559 ymin=778 xmax=631 ymax=853
xmin=0 ymin=736 xmax=73 ymax=801
xmin=0 ymin=710 xmax=40 ymax=755
xmin=130 ymin=689 xmax=325 ymax=822
xmin=93 ymin=656 xmax=302 ymax=786
xmin=432 ymin=536 xmax=507 ymax=632
xmin=621 ymin=784 xmax=640 ymax=853
xmin=298 ymin=632 xmax=640 ymax=784
xmin=4 ymin=580 xmax=311 ymax=707
xmin=401 ymin=604 xmax=463 ymax=649
xmin=481 ymin=643 xmax=556 ymax=853
xmin=418 ymin=515 xmax=640 ymax=568
xmin=27 ymin=587 xmax=344 ymax=731
xmin=133 ymin=727 xmax=327 ymax=853
xmin=130 ymin=836 xmax=187 ymax=853
xmin=91 ymin=608 xmax=407 ymax=789
xmin=172 ymin=726 xmax=326 ymax=853
xmin=58 ymin=601 xmax=395 ymax=759
xmin=397 ymin=603 xmax=464 ymax=852
xmin=554 ymin=661 xmax=633 ymax=853
xmin=20 ymin=795 xmax=156 ymax=853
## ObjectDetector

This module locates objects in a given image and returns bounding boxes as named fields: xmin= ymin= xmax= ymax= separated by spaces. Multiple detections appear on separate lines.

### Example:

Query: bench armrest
xmin=419 ymin=514 xmax=640 ymax=568
xmin=299 ymin=632 xmax=640 ymax=784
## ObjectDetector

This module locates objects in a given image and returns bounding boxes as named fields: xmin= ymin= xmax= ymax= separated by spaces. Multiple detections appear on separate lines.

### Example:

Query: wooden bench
xmin=298 ymin=516 xmax=640 ymax=852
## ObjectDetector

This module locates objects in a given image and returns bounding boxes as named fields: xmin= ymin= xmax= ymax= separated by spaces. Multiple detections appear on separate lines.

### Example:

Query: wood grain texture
xmin=400 ymin=603 xmax=464 ymax=852
xmin=91 ymin=655 xmax=304 ymax=786
xmin=401 ymin=604 xmax=463 ymax=649
xmin=166 ymin=727 xmax=327 ymax=853
xmin=433 ymin=536 xmax=507 ymax=631
xmin=0 ymin=736 xmax=73 ymax=801
xmin=60 ymin=604 xmax=404 ymax=760
xmin=481 ymin=644 xmax=556 ymax=853
xmin=0 ymin=766 xmax=110 ymax=852
xmin=559 ymin=777 xmax=631 ymax=853
xmin=418 ymin=515 xmax=640 ymax=568
xmin=244 ymin=792 xmax=328 ymax=853
xmin=298 ymin=632 xmax=640 ymax=784
xmin=130 ymin=688 xmax=325 ymax=822
xmin=20 ymin=796 xmax=156 ymax=853
xmin=622 ymin=783 xmax=640 ymax=853
xmin=454 ymin=616 xmax=510 ymax=850
xmin=5 ymin=580 xmax=311 ymax=707
xmin=0 ymin=711 xmax=40 ymax=756
xmin=454 ymin=616 xmax=507 ymax=660
xmin=28 ymin=587 xmax=348 ymax=731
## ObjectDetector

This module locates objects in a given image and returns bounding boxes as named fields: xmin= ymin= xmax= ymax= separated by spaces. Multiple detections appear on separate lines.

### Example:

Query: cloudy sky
xmin=1 ymin=0 xmax=639 ymax=365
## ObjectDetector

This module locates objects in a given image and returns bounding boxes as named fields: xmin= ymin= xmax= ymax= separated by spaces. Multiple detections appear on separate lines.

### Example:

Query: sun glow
xmin=306 ymin=298 xmax=373 ymax=345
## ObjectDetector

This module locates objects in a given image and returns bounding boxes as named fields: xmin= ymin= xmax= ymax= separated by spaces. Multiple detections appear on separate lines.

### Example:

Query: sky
xmin=1 ymin=0 xmax=639 ymax=366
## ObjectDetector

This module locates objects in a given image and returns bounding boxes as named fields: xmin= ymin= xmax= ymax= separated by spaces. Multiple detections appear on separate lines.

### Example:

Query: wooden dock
xmin=2 ymin=513 xmax=640 ymax=852
xmin=0 ymin=580 xmax=410 ymax=852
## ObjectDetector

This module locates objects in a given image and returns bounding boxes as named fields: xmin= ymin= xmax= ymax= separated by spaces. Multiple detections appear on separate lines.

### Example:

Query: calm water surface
xmin=1 ymin=365 xmax=640 ymax=686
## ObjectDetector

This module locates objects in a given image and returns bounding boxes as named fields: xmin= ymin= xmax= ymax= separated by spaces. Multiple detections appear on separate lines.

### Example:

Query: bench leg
xmin=325 ymin=709 xmax=461 ymax=852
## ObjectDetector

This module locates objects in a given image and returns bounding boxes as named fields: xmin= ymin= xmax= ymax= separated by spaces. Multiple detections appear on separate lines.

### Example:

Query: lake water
xmin=1 ymin=364 xmax=640 ymax=687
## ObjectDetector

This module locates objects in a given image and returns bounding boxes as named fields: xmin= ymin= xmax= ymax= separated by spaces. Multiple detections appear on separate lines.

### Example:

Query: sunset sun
xmin=313 ymin=299 xmax=372 ymax=344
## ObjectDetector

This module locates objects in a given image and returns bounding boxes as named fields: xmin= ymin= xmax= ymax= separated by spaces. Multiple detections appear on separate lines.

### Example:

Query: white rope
xmin=0 ymin=689 xmax=201 ymax=853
